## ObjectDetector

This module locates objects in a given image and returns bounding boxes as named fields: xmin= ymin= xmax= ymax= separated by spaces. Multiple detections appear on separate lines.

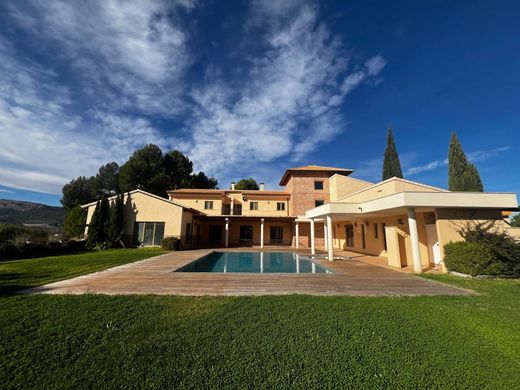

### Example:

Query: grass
xmin=1 ymin=268 xmax=519 ymax=389
xmin=0 ymin=248 xmax=165 ymax=295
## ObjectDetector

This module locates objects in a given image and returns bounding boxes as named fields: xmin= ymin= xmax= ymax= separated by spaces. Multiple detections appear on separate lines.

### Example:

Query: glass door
xmin=270 ymin=226 xmax=283 ymax=244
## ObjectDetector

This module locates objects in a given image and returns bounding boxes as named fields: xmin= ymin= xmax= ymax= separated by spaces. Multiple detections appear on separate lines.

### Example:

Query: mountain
xmin=0 ymin=199 xmax=65 ymax=228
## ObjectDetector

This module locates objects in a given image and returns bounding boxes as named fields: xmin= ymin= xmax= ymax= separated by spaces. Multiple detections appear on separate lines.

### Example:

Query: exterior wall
xmin=329 ymin=175 xmax=373 ymax=202
xmin=339 ymin=178 xmax=443 ymax=203
xmin=286 ymin=172 xmax=332 ymax=216
xmin=170 ymin=192 xmax=290 ymax=217
xmin=435 ymin=208 xmax=507 ymax=258
xmin=84 ymin=191 xmax=188 ymax=245
xmin=241 ymin=195 xmax=290 ymax=217
xmin=169 ymin=194 xmax=224 ymax=216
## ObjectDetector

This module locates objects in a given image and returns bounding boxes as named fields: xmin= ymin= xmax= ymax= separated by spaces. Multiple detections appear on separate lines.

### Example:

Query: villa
xmin=82 ymin=165 xmax=519 ymax=273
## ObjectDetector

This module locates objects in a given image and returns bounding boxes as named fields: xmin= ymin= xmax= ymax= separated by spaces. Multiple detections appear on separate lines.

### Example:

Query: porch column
xmin=225 ymin=218 xmax=229 ymax=248
xmin=326 ymin=215 xmax=334 ymax=261
xmin=408 ymin=208 xmax=422 ymax=273
xmin=323 ymin=223 xmax=328 ymax=251
xmin=260 ymin=218 xmax=264 ymax=248
xmin=295 ymin=221 xmax=299 ymax=249
xmin=310 ymin=218 xmax=316 ymax=255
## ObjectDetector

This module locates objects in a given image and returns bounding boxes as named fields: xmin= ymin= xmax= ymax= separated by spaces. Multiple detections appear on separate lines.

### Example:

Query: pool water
xmin=176 ymin=251 xmax=333 ymax=274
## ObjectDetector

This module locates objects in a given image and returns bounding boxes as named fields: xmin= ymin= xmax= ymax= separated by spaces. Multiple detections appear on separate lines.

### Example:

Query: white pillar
xmin=310 ymin=218 xmax=316 ymax=255
xmin=295 ymin=221 xmax=299 ymax=249
xmin=323 ymin=223 xmax=328 ymax=251
xmin=326 ymin=215 xmax=334 ymax=261
xmin=260 ymin=218 xmax=264 ymax=248
xmin=408 ymin=208 xmax=422 ymax=273
xmin=225 ymin=218 xmax=229 ymax=248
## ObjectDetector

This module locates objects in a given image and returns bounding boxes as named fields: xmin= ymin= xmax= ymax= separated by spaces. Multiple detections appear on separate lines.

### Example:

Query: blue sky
xmin=0 ymin=0 xmax=518 ymax=206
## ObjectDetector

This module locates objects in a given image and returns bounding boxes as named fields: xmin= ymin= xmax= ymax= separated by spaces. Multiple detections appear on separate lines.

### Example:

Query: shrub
xmin=444 ymin=222 xmax=520 ymax=277
xmin=161 ymin=237 xmax=180 ymax=251
xmin=444 ymin=241 xmax=501 ymax=276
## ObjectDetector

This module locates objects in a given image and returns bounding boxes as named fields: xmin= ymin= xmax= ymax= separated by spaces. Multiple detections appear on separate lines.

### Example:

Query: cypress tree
xmin=86 ymin=196 xmax=110 ymax=248
xmin=86 ymin=200 xmax=102 ymax=248
xmin=448 ymin=132 xmax=484 ymax=191
xmin=107 ymin=193 xmax=125 ymax=246
xmin=382 ymin=128 xmax=403 ymax=180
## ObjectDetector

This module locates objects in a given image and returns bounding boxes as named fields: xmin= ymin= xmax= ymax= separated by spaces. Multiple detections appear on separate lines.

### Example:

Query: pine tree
xmin=107 ymin=193 xmax=125 ymax=246
xmin=382 ymin=128 xmax=403 ymax=180
xmin=448 ymin=132 xmax=484 ymax=191
xmin=63 ymin=206 xmax=87 ymax=238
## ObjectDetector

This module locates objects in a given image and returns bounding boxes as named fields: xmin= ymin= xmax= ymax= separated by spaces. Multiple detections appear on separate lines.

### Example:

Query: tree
xmin=94 ymin=162 xmax=120 ymax=195
xmin=107 ymin=193 xmax=125 ymax=246
xmin=448 ymin=132 xmax=484 ymax=191
xmin=86 ymin=196 xmax=110 ymax=248
xmin=510 ymin=213 xmax=520 ymax=227
xmin=190 ymin=172 xmax=218 ymax=189
xmin=235 ymin=178 xmax=259 ymax=190
xmin=119 ymin=144 xmax=169 ymax=197
xmin=382 ymin=128 xmax=403 ymax=180
xmin=63 ymin=206 xmax=87 ymax=238
xmin=61 ymin=176 xmax=96 ymax=210
xmin=164 ymin=150 xmax=194 ymax=190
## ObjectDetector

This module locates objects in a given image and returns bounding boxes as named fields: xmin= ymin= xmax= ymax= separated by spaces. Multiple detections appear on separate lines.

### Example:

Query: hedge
xmin=0 ymin=240 xmax=87 ymax=261
xmin=444 ymin=241 xmax=520 ymax=278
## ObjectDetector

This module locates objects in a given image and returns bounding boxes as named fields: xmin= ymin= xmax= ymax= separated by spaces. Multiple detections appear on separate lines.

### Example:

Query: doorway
xmin=425 ymin=224 xmax=441 ymax=265
xmin=270 ymin=226 xmax=283 ymax=244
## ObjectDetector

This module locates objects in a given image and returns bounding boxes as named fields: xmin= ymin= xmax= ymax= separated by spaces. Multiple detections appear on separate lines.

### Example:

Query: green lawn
xmin=0 ymin=248 xmax=165 ymax=295
xmin=1 ymin=254 xmax=519 ymax=389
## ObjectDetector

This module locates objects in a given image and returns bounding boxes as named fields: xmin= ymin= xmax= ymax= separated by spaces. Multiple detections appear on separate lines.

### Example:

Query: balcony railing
xmin=222 ymin=205 xmax=242 ymax=215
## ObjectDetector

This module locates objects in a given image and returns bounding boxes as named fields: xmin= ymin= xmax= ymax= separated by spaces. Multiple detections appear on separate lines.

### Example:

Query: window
xmin=204 ymin=201 xmax=213 ymax=210
xmin=240 ymin=225 xmax=253 ymax=242
xmin=345 ymin=225 xmax=354 ymax=247
xmin=208 ymin=225 xmax=222 ymax=242
xmin=133 ymin=222 xmax=165 ymax=246
xmin=361 ymin=224 xmax=366 ymax=249
xmin=374 ymin=223 xmax=379 ymax=239
xmin=315 ymin=200 xmax=324 ymax=207
xmin=314 ymin=181 xmax=324 ymax=190
xmin=277 ymin=202 xmax=285 ymax=211
xmin=250 ymin=201 xmax=259 ymax=210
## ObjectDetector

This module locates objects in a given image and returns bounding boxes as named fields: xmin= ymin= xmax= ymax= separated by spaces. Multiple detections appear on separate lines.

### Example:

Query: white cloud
xmin=0 ymin=0 xmax=387 ymax=194
xmin=7 ymin=0 xmax=195 ymax=116
xmin=184 ymin=0 xmax=386 ymax=177
xmin=0 ymin=38 xmax=169 ymax=194
xmin=406 ymin=146 xmax=511 ymax=176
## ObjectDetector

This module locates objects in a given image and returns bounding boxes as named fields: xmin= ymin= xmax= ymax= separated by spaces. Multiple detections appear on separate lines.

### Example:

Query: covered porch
xmin=305 ymin=206 xmax=441 ymax=274
xmin=191 ymin=216 xmax=295 ymax=248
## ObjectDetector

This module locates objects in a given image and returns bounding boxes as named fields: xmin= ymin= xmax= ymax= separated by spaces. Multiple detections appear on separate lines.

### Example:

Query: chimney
xmin=230 ymin=181 xmax=236 ymax=190
xmin=259 ymin=182 xmax=265 ymax=191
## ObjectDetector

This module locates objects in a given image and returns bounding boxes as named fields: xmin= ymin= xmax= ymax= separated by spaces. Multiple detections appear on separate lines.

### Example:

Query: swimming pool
xmin=176 ymin=251 xmax=333 ymax=274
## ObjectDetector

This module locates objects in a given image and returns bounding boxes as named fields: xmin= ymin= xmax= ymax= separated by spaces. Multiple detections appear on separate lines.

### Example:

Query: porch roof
xmin=305 ymin=191 xmax=519 ymax=219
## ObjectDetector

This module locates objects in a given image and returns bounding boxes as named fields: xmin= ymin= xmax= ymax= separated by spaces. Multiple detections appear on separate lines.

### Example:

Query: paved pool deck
xmin=26 ymin=248 xmax=472 ymax=296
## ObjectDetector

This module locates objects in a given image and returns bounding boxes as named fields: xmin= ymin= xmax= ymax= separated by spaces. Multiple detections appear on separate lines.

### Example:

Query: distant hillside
xmin=0 ymin=199 xmax=65 ymax=228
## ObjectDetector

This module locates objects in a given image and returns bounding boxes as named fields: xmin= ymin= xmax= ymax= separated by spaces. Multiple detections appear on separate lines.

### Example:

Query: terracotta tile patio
xmin=26 ymin=248 xmax=472 ymax=296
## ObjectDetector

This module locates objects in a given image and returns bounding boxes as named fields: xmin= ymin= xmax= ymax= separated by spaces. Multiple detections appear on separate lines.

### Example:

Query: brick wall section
xmin=285 ymin=172 xmax=331 ymax=216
